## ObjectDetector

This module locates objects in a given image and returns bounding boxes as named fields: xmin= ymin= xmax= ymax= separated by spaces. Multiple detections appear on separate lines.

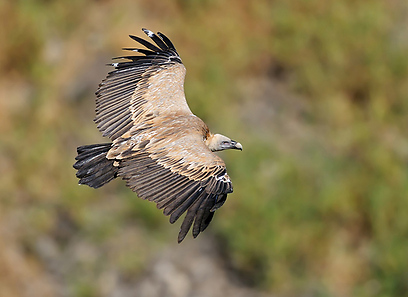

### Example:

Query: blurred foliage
xmin=1 ymin=0 xmax=408 ymax=297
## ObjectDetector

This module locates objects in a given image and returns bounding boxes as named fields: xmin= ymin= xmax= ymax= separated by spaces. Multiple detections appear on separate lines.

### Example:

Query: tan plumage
xmin=74 ymin=29 xmax=242 ymax=242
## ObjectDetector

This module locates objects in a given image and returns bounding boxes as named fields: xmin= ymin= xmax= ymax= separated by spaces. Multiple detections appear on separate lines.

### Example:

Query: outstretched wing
xmin=110 ymin=115 xmax=233 ymax=242
xmin=95 ymin=29 xmax=234 ymax=242
xmin=95 ymin=28 xmax=192 ymax=141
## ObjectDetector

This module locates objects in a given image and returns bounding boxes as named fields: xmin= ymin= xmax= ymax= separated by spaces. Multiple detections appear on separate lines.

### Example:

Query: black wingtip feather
xmin=177 ymin=191 xmax=207 ymax=243
xmin=210 ymin=194 xmax=228 ymax=211
xmin=200 ymin=212 xmax=215 ymax=233
xmin=157 ymin=32 xmax=176 ymax=50
xmin=129 ymin=35 xmax=162 ymax=52
xmin=142 ymin=28 xmax=168 ymax=51
xmin=192 ymin=195 xmax=215 ymax=238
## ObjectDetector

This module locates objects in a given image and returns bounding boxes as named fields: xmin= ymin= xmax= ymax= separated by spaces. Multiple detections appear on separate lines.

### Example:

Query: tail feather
xmin=74 ymin=143 xmax=118 ymax=188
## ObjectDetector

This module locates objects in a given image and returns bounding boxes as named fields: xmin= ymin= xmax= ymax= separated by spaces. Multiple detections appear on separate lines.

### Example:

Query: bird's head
xmin=206 ymin=133 xmax=243 ymax=152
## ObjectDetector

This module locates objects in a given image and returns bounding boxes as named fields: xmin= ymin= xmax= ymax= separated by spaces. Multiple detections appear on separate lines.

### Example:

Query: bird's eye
xmin=221 ymin=141 xmax=229 ymax=145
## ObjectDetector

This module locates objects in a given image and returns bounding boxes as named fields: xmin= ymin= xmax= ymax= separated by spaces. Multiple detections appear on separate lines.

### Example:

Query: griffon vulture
xmin=74 ymin=29 xmax=242 ymax=242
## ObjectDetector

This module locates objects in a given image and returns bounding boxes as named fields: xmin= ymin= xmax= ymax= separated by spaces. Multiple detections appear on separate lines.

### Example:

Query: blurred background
xmin=1 ymin=0 xmax=408 ymax=296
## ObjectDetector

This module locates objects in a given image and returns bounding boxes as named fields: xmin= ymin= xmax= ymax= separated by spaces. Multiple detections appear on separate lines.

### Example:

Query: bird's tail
xmin=73 ymin=143 xmax=118 ymax=188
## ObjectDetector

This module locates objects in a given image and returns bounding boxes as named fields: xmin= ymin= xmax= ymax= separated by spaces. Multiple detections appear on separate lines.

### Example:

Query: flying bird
xmin=74 ymin=28 xmax=242 ymax=242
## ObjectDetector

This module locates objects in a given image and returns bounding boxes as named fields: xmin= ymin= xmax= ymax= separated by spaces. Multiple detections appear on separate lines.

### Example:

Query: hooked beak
xmin=231 ymin=140 xmax=243 ymax=151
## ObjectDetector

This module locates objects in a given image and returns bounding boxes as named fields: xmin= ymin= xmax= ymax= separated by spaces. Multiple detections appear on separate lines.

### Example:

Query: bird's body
xmin=74 ymin=29 xmax=242 ymax=242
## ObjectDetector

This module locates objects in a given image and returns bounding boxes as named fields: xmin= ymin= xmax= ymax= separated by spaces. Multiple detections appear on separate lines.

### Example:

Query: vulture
xmin=74 ymin=28 xmax=242 ymax=243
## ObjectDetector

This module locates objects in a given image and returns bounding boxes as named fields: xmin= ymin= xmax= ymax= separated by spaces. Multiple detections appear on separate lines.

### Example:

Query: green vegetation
xmin=1 ymin=0 xmax=407 ymax=296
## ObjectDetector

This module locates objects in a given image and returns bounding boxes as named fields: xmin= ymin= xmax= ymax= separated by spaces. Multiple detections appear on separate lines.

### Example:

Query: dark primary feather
xmin=129 ymin=35 xmax=162 ymax=52
xmin=178 ymin=192 xmax=207 ymax=243
xmin=157 ymin=32 xmax=176 ymax=51
xmin=142 ymin=28 xmax=168 ymax=51
xmin=193 ymin=194 xmax=214 ymax=238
